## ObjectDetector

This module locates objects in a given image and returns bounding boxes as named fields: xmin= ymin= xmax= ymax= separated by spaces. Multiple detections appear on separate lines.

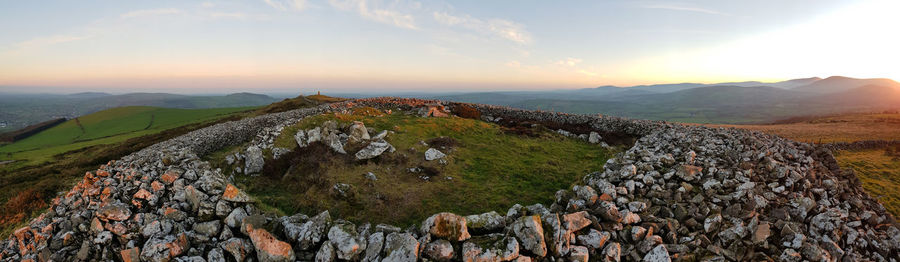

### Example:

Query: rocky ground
xmin=0 ymin=98 xmax=897 ymax=261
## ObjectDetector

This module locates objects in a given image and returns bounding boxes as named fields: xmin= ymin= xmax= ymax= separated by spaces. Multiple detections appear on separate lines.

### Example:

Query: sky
xmin=0 ymin=0 xmax=898 ymax=94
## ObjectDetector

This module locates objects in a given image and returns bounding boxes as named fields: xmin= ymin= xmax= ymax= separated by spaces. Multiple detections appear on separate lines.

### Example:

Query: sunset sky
xmin=1 ymin=0 xmax=898 ymax=93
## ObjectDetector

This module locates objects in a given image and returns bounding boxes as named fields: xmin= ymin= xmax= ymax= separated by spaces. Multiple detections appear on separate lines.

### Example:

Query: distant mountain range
xmin=0 ymin=92 xmax=278 ymax=132
xmin=433 ymin=76 xmax=900 ymax=124
xmin=3 ymin=76 xmax=897 ymax=130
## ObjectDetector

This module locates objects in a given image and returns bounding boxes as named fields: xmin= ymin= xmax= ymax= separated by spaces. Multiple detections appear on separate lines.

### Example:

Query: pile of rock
xmin=292 ymin=120 xmax=395 ymax=160
xmin=2 ymin=98 xmax=897 ymax=262
xmin=557 ymin=129 xmax=610 ymax=148
xmin=220 ymin=120 xmax=396 ymax=176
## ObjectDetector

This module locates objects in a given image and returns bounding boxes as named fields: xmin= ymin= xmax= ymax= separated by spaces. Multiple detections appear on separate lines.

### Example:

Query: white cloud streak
xmin=263 ymin=0 xmax=308 ymax=11
xmin=433 ymin=12 xmax=532 ymax=44
xmin=555 ymin=57 xmax=582 ymax=67
xmin=120 ymin=8 xmax=184 ymax=19
xmin=204 ymin=12 xmax=271 ymax=20
xmin=640 ymin=4 xmax=730 ymax=16
xmin=15 ymin=35 xmax=90 ymax=49
xmin=329 ymin=0 xmax=418 ymax=29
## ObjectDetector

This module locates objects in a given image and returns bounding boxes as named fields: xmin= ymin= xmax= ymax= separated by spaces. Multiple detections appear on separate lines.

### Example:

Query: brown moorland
xmin=702 ymin=112 xmax=900 ymax=143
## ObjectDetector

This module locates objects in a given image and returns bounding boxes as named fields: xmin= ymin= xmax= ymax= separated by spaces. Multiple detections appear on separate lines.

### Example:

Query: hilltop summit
xmin=1 ymin=98 xmax=897 ymax=261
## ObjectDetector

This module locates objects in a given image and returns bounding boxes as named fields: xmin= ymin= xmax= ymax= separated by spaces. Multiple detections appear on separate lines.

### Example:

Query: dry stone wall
xmin=1 ymin=98 xmax=897 ymax=262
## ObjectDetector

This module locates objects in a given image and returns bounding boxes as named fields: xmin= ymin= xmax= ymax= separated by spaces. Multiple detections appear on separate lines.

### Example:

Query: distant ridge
xmin=792 ymin=76 xmax=900 ymax=94
xmin=66 ymin=92 xmax=112 ymax=98
xmin=435 ymin=75 xmax=900 ymax=124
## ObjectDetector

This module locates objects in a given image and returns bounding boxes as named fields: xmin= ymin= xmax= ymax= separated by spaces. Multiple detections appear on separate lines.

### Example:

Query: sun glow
xmin=629 ymin=0 xmax=900 ymax=83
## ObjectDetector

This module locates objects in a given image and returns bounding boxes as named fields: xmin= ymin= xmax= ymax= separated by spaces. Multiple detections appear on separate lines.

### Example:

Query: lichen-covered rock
xmin=424 ymin=239 xmax=454 ymax=261
xmin=120 ymin=247 xmax=141 ymax=262
xmin=466 ymin=211 xmax=506 ymax=234
xmin=220 ymin=237 xmax=254 ymax=262
xmin=568 ymin=245 xmax=589 ymax=262
xmin=294 ymin=129 xmax=308 ymax=147
xmin=347 ymin=121 xmax=371 ymax=144
xmin=561 ymin=211 xmax=592 ymax=233
xmin=244 ymin=145 xmax=264 ymax=174
xmin=324 ymin=133 xmax=346 ymax=154
xmin=296 ymin=211 xmax=332 ymax=250
xmin=461 ymin=234 xmax=519 ymax=262
xmin=355 ymin=139 xmax=395 ymax=160
xmin=642 ymin=244 xmax=670 ymax=262
xmin=193 ymin=220 xmax=221 ymax=237
xmin=141 ymin=233 xmax=189 ymax=262
xmin=363 ymin=231 xmax=385 ymax=262
xmin=245 ymin=223 xmax=295 ymax=262
xmin=304 ymin=126 xmax=321 ymax=143
xmin=541 ymin=213 xmax=572 ymax=256
xmin=382 ymin=232 xmax=420 ymax=262
xmin=315 ymin=241 xmax=336 ymax=262
xmin=595 ymin=201 xmax=621 ymax=222
xmin=97 ymin=203 xmax=132 ymax=221
xmin=602 ymin=242 xmax=621 ymax=262
xmin=425 ymin=148 xmax=446 ymax=161
xmin=222 ymin=184 xmax=252 ymax=203
xmin=421 ymin=212 xmax=471 ymax=242
xmin=588 ymin=132 xmax=602 ymax=144
xmin=577 ymin=229 xmax=609 ymax=250
xmin=675 ymin=165 xmax=702 ymax=182
xmin=327 ymin=221 xmax=366 ymax=260
xmin=511 ymin=215 xmax=547 ymax=257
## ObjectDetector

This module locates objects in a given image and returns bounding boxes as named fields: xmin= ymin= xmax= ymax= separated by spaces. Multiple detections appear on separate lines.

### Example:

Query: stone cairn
xmin=1 ymin=98 xmax=897 ymax=262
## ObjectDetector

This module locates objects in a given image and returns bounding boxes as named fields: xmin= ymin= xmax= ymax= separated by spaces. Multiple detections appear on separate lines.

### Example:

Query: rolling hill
xmin=0 ymin=92 xmax=279 ymax=132
xmin=0 ymin=106 xmax=255 ymax=166
xmin=791 ymin=76 xmax=900 ymax=94
xmin=435 ymin=76 xmax=900 ymax=124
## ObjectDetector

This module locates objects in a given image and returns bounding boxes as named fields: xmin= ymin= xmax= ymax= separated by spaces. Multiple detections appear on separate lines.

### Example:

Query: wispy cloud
xmin=640 ymin=4 xmax=730 ymax=16
xmin=555 ymin=57 xmax=597 ymax=76
xmin=15 ymin=35 xmax=91 ymax=50
xmin=263 ymin=0 xmax=308 ymax=11
xmin=433 ymin=12 xmax=532 ymax=44
xmin=555 ymin=57 xmax=582 ymax=67
xmin=329 ymin=0 xmax=418 ymax=29
xmin=201 ymin=2 xmax=215 ymax=8
xmin=120 ymin=8 xmax=184 ymax=19
xmin=204 ymin=12 xmax=270 ymax=20
xmin=2 ymin=34 xmax=92 ymax=55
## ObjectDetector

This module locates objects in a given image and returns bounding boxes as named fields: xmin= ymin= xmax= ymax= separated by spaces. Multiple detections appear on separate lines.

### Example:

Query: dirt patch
xmin=426 ymin=137 xmax=459 ymax=149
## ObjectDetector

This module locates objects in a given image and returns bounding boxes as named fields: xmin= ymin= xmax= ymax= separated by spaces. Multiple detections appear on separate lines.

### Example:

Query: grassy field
xmin=215 ymin=108 xmax=616 ymax=226
xmin=834 ymin=148 xmax=900 ymax=218
xmin=703 ymin=113 xmax=900 ymax=143
xmin=0 ymin=106 xmax=254 ymax=167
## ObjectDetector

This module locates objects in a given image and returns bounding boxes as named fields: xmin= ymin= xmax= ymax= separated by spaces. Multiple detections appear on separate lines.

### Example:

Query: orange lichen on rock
xmin=165 ymin=233 xmax=189 ymax=257
xmin=160 ymin=171 xmax=179 ymax=185
xmin=222 ymin=184 xmax=252 ymax=202
xmin=245 ymin=223 xmax=296 ymax=261
xmin=120 ymin=247 xmax=140 ymax=262
xmin=151 ymin=181 xmax=165 ymax=192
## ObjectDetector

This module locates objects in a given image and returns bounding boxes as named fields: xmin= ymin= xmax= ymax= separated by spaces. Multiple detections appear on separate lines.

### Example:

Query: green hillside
xmin=0 ymin=106 xmax=254 ymax=166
